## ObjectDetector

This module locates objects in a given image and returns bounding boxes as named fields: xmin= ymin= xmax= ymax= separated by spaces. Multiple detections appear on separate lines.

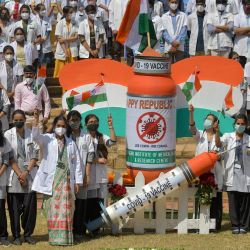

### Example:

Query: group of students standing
xmin=189 ymin=105 xmax=250 ymax=234
xmin=0 ymin=109 xmax=117 ymax=246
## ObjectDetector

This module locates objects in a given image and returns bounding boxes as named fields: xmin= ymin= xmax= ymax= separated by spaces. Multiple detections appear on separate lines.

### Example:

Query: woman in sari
xmin=32 ymin=111 xmax=83 ymax=246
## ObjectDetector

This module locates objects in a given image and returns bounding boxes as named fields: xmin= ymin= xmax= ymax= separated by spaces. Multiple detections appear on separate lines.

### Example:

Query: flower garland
xmin=195 ymin=172 xmax=217 ymax=206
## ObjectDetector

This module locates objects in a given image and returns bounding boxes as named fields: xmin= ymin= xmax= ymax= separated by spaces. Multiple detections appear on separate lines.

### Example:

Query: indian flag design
xmin=181 ymin=70 xmax=202 ymax=102
xmin=116 ymin=0 xmax=157 ymax=52
xmin=66 ymin=81 xmax=107 ymax=111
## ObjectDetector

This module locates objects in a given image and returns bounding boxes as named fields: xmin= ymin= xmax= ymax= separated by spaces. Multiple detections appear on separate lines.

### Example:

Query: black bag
xmin=96 ymin=135 xmax=108 ymax=159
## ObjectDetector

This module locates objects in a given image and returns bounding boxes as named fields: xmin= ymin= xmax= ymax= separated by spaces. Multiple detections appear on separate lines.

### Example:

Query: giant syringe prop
xmin=86 ymin=152 xmax=218 ymax=232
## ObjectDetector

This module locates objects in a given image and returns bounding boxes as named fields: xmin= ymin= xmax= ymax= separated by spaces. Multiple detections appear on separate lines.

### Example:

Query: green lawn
xmin=3 ymin=211 xmax=250 ymax=250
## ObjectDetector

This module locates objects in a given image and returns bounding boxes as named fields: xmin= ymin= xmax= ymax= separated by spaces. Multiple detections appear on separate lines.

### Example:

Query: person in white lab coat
xmin=53 ymin=5 xmax=79 ymax=77
xmin=162 ymin=0 xmax=188 ymax=63
xmin=233 ymin=0 xmax=250 ymax=68
xmin=241 ymin=62 xmax=250 ymax=123
xmin=0 ymin=121 xmax=12 ymax=246
xmin=217 ymin=114 xmax=250 ymax=234
xmin=34 ymin=3 xmax=53 ymax=74
xmin=189 ymin=104 xmax=223 ymax=230
xmin=5 ymin=109 xmax=39 ymax=245
xmin=108 ymin=0 xmax=129 ymax=61
xmin=187 ymin=0 xmax=209 ymax=56
xmin=66 ymin=110 xmax=95 ymax=240
xmin=0 ymin=7 xmax=14 ymax=44
xmin=85 ymin=113 xmax=116 ymax=234
xmin=78 ymin=4 xmax=105 ymax=58
xmin=5 ymin=0 xmax=24 ymax=22
xmin=0 ymin=45 xmax=23 ymax=128
xmin=32 ymin=112 xmax=83 ymax=245
xmin=10 ymin=27 xmax=38 ymax=69
xmin=207 ymin=0 xmax=234 ymax=58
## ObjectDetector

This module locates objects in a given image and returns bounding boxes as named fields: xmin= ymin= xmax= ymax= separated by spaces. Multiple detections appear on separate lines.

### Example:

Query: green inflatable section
xmin=81 ymin=107 xmax=235 ymax=137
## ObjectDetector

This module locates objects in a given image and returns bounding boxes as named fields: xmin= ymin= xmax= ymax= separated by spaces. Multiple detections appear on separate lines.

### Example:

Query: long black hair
xmin=12 ymin=109 xmax=26 ymax=121
xmin=66 ymin=110 xmax=82 ymax=137
xmin=85 ymin=114 xmax=102 ymax=137
xmin=0 ymin=121 xmax=5 ymax=147
xmin=53 ymin=115 xmax=68 ymax=130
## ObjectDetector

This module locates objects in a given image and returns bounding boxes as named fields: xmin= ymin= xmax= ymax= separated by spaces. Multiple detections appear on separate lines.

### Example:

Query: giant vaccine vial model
xmin=86 ymin=152 xmax=218 ymax=232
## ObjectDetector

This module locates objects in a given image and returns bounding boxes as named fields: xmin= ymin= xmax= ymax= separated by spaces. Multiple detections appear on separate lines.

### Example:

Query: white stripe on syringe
xmin=106 ymin=168 xmax=186 ymax=221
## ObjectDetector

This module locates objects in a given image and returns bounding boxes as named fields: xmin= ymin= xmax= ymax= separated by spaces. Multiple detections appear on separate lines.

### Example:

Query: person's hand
xmin=60 ymin=109 xmax=67 ymax=116
xmin=112 ymin=30 xmax=118 ymax=35
xmin=171 ymin=40 xmax=180 ymax=48
xmin=34 ymin=108 xmax=40 ymax=123
xmin=108 ymin=115 xmax=113 ymax=127
xmin=92 ymin=49 xmax=98 ymax=57
xmin=18 ymin=171 xmax=28 ymax=185
xmin=98 ymin=158 xmax=107 ymax=164
xmin=43 ymin=117 xmax=48 ymax=124
xmin=213 ymin=121 xmax=220 ymax=133
xmin=58 ymin=37 xmax=65 ymax=44
xmin=89 ymin=49 xmax=96 ymax=57
xmin=83 ymin=175 xmax=90 ymax=187
xmin=168 ymin=46 xmax=177 ymax=53
xmin=7 ymin=91 xmax=14 ymax=98
xmin=189 ymin=104 xmax=194 ymax=113
xmin=65 ymin=50 xmax=70 ymax=60
xmin=74 ymin=183 xmax=79 ymax=193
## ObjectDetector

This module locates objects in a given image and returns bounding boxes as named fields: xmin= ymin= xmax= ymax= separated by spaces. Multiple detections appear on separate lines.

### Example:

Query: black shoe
xmin=0 ymin=238 xmax=11 ymax=246
xmin=24 ymin=237 xmax=36 ymax=245
xmin=12 ymin=238 xmax=22 ymax=245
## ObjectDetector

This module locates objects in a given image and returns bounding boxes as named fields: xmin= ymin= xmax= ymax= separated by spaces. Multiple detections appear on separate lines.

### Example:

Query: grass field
xmin=3 ymin=211 xmax=250 ymax=250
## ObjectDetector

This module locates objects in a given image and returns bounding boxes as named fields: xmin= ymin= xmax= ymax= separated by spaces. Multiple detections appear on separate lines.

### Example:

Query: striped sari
xmin=43 ymin=145 xmax=75 ymax=245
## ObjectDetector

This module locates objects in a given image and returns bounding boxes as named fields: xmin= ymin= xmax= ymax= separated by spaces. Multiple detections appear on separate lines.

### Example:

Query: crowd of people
xmin=0 ymin=0 xmax=248 ymax=247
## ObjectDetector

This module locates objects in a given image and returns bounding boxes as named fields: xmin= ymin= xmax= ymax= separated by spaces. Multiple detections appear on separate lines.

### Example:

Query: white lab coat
xmin=0 ymin=22 xmax=14 ymax=43
xmin=31 ymin=126 xmax=83 ymax=195
xmin=192 ymin=129 xmax=224 ymax=190
xmin=152 ymin=15 xmax=163 ymax=53
xmin=11 ymin=19 xmax=42 ymax=44
xmin=0 ymin=141 xmax=12 ymax=188
xmin=188 ymin=12 xmax=208 ymax=55
xmin=78 ymin=18 xmax=105 ymax=58
xmin=34 ymin=15 xmax=52 ymax=54
xmin=221 ymin=132 xmax=250 ymax=187
xmin=10 ymin=41 xmax=38 ymax=66
xmin=108 ymin=0 xmax=129 ymax=31
xmin=207 ymin=11 xmax=234 ymax=50
xmin=5 ymin=127 xmax=39 ymax=187
xmin=0 ymin=59 xmax=23 ymax=92
xmin=161 ymin=11 xmax=188 ymax=52
xmin=233 ymin=12 xmax=250 ymax=57
xmin=54 ymin=18 xmax=79 ymax=60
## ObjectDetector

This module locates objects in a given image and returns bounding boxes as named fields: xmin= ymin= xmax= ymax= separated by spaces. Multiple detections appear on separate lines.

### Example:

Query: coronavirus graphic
xmin=136 ymin=112 xmax=166 ymax=144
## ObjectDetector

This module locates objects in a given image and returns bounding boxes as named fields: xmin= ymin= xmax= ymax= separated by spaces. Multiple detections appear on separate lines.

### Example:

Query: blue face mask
xmin=235 ymin=124 xmax=246 ymax=134
xmin=204 ymin=119 xmax=213 ymax=130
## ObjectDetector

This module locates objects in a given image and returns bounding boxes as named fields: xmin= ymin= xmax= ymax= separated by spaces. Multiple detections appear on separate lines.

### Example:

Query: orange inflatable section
xmin=188 ymin=152 xmax=218 ymax=177
xmin=59 ymin=59 xmax=133 ymax=90
xmin=171 ymin=56 xmax=243 ymax=87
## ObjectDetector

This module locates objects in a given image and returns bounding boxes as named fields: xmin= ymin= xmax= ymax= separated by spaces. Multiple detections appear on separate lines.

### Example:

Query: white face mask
xmin=169 ymin=3 xmax=178 ymax=10
xmin=21 ymin=12 xmax=30 ymax=20
xmin=55 ymin=127 xmax=66 ymax=136
xmin=217 ymin=4 xmax=226 ymax=11
xmin=39 ymin=10 xmax=46 ymax=17
xmin=88 ymin=13 xmax=95 ymax=20
xmin=15 ymin=34 xmax=24 ymax=42
xmin=69 ymin=0 xmax=78 ymax=7
xmin=5 ymin=54 xmax=13 ymax=62
xmin=25 ymin=77 xmax=33 ymax=85
xmin=197 ymin=5 xmax=205 ymax=12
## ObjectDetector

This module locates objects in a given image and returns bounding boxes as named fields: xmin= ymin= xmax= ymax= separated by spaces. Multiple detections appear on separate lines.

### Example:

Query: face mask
xmin=204 ymin=119 xmax=213 ymax=130
xmin=21 ymin=13 xmax=30 ymax=20
xmin=25 ymin=77 xmax=33 ymax=84
xmin=216 ymin=4 xmax=226 ymax=11
xmin=69 ymin=121 xmax=80 ymax=130
xmin=15 ymin=34 xmax=24 ymax=42
xmin=87 ymin=123 xmax=99 ymax=131
xmin=5 ymin=54 xmax=13 ymax=62
xmin=14 ymin=121 xmax=25 ymax=128
xmin=55 ymin=127 xmax=66 ymax=136
xmin=39 ymin=10 xmax=46 ymax=17
xmin=169 ymin=3 xmax=178 ymax=10
xmin=235 ymin=124 xmax=246 ymax=134
xmin=197 ymin=5 xmax=205 ymax=12
xmin=88 ymin=13 xmax=95 ymax=20
xmin=69 ymin=0 xmax=78 ymax=7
